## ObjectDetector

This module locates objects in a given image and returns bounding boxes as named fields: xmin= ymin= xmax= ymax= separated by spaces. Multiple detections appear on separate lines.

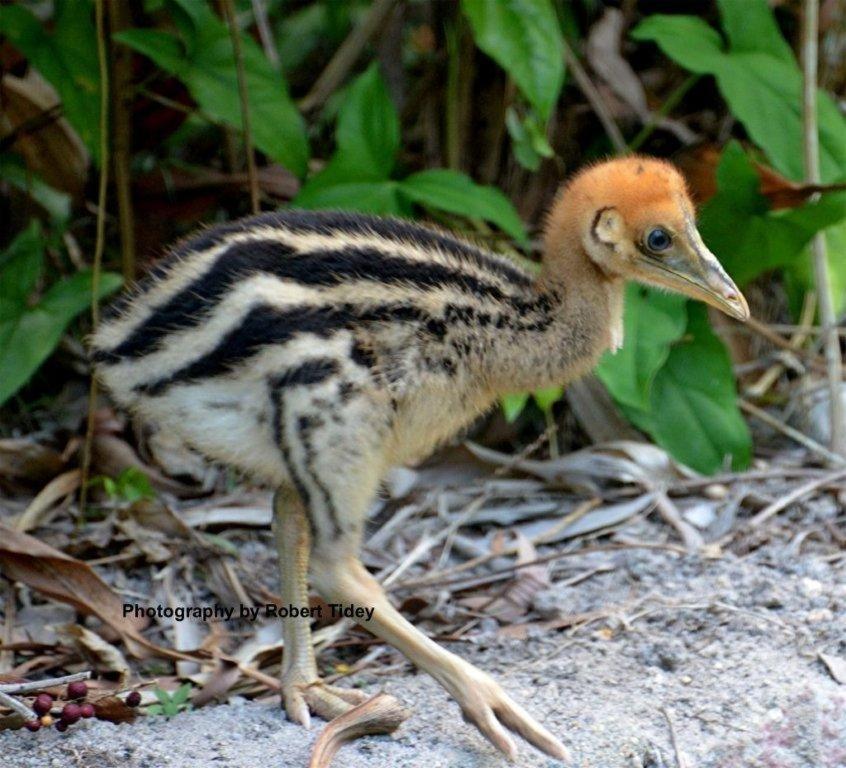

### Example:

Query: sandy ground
xmin=2 ymin=541 xmax=845 ymax=768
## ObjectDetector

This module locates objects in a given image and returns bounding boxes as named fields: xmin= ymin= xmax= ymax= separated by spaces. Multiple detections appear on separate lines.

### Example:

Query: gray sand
xmin=2 ymin=544 xmax=844 ymax=768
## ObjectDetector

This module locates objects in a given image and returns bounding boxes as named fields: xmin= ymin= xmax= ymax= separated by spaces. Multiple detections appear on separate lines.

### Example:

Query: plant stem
xmin=562 ymin=39 xmax=626 ymax=154
xmin=222 ymin=0 xmax=260 ymax=214
xmin=802 ymin=0 xmax=845 ymax=460
xmin=627 ymin=74 xmax=700 ymax=153
xmin=79 ymin=0 xmax=111 ymax=519
xmin=108 ymin=0 xmax=136 ymax=282
xmin=298 ymin=0 xmax=397 ymax=113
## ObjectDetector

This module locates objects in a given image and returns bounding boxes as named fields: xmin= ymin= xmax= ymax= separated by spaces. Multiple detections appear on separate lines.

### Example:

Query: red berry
xmin=67 ymin=681 xmax=88 ymax=700
xmin=79 ymin=703 xmax=95 ymax=719
xmin=55 ymin=720 xmax=68 ymax=733
xmin=61 ymin=703 xmax=81 ymax=724
xmin=24 ymin=720 xmax=41 ymax=732
xmin=33 ymin=694 xmax=53 ymax=716
xmin=125 ymin=691 xmax=141 ymax=707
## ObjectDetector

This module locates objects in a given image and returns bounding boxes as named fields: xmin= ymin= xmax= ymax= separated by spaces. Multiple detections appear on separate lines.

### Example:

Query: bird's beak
xmin=637 ymin=228 xmax=750 ymax=322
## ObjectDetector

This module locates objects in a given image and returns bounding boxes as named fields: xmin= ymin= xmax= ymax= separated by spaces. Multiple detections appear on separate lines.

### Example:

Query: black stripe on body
xmin=268 ymin=380 xmax=318 ymax=536
xmin=137 ymin=303 xmax=425 ymax=395
xmin=296 ymin=414 xmax=342 ymax=539
xmin=96 ymin=238 xmax=540 ymax=364
xmin=166 ymin=210 xmax=534 ymax=286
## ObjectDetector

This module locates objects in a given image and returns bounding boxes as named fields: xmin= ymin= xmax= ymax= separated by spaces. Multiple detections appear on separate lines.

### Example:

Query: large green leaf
xmin=632 ymin=0 xmax=846 ymax=182
xmin=699 ymin=143 xmax=846 ymax=286
xmin=0 ymin=222 xmax=43 ymax=319
xmin=296 ymin=63 xmax=399 ymax=197
xmin=295 ymin=181 xmax=406 ymax=216
xmin=0 ymin=1 xmax=101 ymax=162
xmin=0 ymin=229 xmax=122 ymax=406
xmin=399 ymin=169 xmax=528 ymax=244
xmin=462 ymin=0 xmax=564 ymax=121
xmin=595 ymin=285 xmax=687 ymax=413
xmin=647 ymin=304 xmax=751 ymax=473
xmin=115 ymin=0 xmax=308 ymax=176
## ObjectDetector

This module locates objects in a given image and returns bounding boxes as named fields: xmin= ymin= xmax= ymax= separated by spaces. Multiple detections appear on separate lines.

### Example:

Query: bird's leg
xmin=272 ymin=487 xmax=370 ymax=727
xmin=311 ymin=553 xmax=570 ymax=762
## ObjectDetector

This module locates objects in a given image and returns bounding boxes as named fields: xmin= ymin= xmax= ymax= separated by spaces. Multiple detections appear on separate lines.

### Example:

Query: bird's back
xmin=90 ymin=210 xmax=542 ymax=483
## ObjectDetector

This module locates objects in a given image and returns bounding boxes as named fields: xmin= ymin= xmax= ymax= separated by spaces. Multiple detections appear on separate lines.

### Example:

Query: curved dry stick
xmin=307 ymin=693 xmax=409 ymax=768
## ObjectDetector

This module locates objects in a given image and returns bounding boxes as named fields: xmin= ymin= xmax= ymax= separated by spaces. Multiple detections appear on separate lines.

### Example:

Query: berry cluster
xmin=22 ymin=682 xmax=141 ymax=734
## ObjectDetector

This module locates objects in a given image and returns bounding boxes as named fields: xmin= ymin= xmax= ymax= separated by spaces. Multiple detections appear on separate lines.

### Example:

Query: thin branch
xmin=298 ymin=0 xmax=397 ymax=113
xmin=251 ymin=0 xmax=278 ymax=69
xmin=222 ymin=0 xmax=260 ymax=214
xmin=562 ymin=39 xmax=627 ymax=154
xmin=748 ymin=466 xmax=846 ymax=528
xmin=803 ymin=0 xmax=845 ymax=459
xmin=79 ymin=0 xmax=111 ymax=518
xmin=0 ymin=689 xmax=36 ymax=721
xmin=739 ymin=399 xmax=846 ymax=467
xmin=0 ymin=671 xmax=92 ymax=695
xmin=108 ymin=0 xmax=136 ymax=282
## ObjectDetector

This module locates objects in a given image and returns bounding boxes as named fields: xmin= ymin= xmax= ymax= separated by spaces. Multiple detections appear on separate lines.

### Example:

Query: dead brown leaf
xmin=0 ymin=525 xmax=148 ymax=643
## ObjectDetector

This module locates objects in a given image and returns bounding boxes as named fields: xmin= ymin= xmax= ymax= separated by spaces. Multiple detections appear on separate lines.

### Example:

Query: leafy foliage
xmin=648 ymin=305 xmax=751 ymax=473
xmin=0 ymin=225 xmax=122 ymax=407
xmin=698 ymin=143 xmax=846 ymax=286
xmin=598 ymin=291 xmax=751 ymax=474
xmin=147 ymin=684 xmax=193 ymax=717
xmin=295 ymin=64 xmax=528 ymax=244
xmin=633 ymin=0 xmax=846 ymax=312
xmin=0 ymin=1 xmax=101 ymax=163
xmin=461 ymin=0 xmax=564 ymax=122
xmin=116 ymin=0 xmax=309 ymax=177
xmin=462 ymin=0 xmax=564 ymax=170
xmin=91 ymin=468 xmax=155 ymax=505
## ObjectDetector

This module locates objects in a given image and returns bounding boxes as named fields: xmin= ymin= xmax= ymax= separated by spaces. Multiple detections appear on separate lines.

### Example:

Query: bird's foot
xmin=446 ymin=662 xmax=570 ymax=763
xmin=282 ymin=675 xmax=373 ymax=728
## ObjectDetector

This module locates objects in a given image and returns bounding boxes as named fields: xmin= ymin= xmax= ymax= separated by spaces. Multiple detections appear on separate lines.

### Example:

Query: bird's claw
xmin=282 ymin=677 xmax=371 ymax=728
xmin=453 ymin=668 xmax=570 ymax=763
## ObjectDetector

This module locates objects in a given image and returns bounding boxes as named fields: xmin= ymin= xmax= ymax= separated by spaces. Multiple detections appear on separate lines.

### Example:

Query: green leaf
xmin=115 ymin=0 xmax=309 ymax=177
xmin=698 ymin=142 xmax=846 ymax=285
xmin=334 ymin=63 xmax=399 ymax=180
xmin=171 ymin=683 xmax=192 ymax=706
xmin=294 ymin=181 xmax=406 ymax=216
xmin=296 ymin=64 xmax=399 ymax=199
xmin=501 ymin=392 xmax=530 ymax=422
xmin=0 ymin=1 xmax=101 ymax=162
xmin=462 ymin=0 xmax=564 ymax=121
xmin=0 ymin=223 xmax=44 ymax=319
xmin=632 ymin=0 xmax=846 ymax=182
xmin=595 ymin=285 xmax=688 ymax=413
xmin=533 ymin=386 xmax=563 ymax=413
xmin=0 ymin=264 xmax=122 ymax=406
xmin=399 ymin=169 xmax=528 ymax=244
xmin=647 ymin=304 xmax=751 ymax=473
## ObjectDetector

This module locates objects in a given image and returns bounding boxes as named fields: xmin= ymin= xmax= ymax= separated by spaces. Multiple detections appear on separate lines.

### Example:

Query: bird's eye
xmin=646 ymin=227 xmax=672 ymax=253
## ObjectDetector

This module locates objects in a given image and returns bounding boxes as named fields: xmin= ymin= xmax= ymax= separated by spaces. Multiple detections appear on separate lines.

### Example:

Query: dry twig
xmin=802 ymin=0 xmax=845 ymax=459
xmin=739 ymin=400 xmax=846 ymax=467
xmin=78 ymin=0 xmax=110 ymax=518
xmin=299 ymin=0 xmax=397 ymax=113
xmin=222 ymin=0 xmax=260 ymax=213
xmin=748 ymin=467 xmax=846 ymax=528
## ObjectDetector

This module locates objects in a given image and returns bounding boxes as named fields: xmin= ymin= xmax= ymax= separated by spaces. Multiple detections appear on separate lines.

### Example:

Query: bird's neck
xmin=483 ymin=246 xmax=625 ymax=394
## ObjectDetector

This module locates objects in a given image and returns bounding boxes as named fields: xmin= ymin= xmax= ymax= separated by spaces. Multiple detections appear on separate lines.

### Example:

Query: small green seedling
xmin=90 ymin=467 xmax=155 ymax=505
xmin=146 ymin=684 xmax=193 ymax=717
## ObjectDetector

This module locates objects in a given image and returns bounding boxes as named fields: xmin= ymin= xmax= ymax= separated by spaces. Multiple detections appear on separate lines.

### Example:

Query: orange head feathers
xmin=542 ymin=156 xmax=749 ymax=322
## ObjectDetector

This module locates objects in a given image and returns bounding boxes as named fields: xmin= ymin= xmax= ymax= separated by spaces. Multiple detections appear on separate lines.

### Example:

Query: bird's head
xmin=543 ymin=156 xmax=749 ymax=321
